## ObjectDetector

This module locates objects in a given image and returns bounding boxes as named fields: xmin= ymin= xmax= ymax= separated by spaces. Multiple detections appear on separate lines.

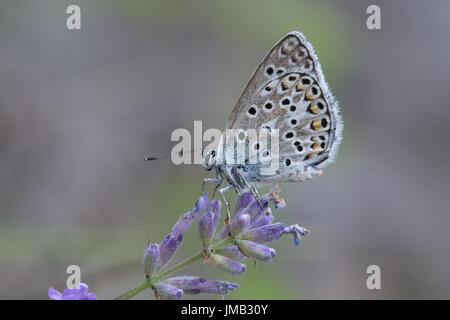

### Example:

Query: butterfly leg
xmin=235 ymin=169 xmax=262 ymax=205
xmin=218 ymin=185 xmax=234 ymax=222
xmin=201 ymin=168 xmax=223 ymax=196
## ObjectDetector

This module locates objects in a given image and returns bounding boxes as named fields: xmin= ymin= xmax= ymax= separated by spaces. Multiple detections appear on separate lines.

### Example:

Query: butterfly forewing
xmin=225 ymin=31 xmax=342 ymax=179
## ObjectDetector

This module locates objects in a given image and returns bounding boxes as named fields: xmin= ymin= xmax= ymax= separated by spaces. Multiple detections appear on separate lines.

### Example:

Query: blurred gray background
xmin=1 ymin=0 xmax=449 ymax=299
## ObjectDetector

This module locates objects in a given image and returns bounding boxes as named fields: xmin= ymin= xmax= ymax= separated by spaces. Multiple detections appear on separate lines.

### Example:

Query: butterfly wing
xmin=224 ymin=31 xmax=342 ymax=182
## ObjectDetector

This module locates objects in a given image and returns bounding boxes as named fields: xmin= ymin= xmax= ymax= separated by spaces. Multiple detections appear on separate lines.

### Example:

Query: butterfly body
xmin=201 ymin=31 xmax=343 ymax=210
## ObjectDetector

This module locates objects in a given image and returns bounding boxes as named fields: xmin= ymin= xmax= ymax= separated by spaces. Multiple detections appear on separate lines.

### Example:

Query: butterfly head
xmin=202 ymin=150 xmax=216 ymax=171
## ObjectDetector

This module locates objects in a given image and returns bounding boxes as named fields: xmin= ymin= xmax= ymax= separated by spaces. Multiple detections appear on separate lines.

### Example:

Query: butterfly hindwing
xmin=225 ymin=31 xmax=342 ymax=177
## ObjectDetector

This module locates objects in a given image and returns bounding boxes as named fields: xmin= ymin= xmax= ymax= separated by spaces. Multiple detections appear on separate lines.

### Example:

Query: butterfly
xmin=201 ymin=31 xmax=343 ymax=217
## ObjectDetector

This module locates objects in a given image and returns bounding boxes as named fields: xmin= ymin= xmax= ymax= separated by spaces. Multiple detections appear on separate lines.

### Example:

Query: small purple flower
xmin=230 ymin=213 xmax=250 ymax=237
xmin=209 ymin=254 xmax=247 ymax=275
xmin=248 ymin=207 xmax=274 ymax=229
xmin=158 ymin=233 xmax=183 ymax=268
xmin=153 ymin=283 xmax=183 ymax=300
xmin=48 ymin=283 xmax=97 ymax=300
xmin=215 ymin=246 xmax=247 ymax=261
xmin=236 ymin=240 xmax=276 ymax=262
xmin=240 ymin=222 xmax=286 ymax=244
xmin=215 ymin=186 xmax=285 ymax=240
xmin=164 ymin=276 xmax=239 ymax=299
xmin=193 ymin=193 xmax=209 ymax=213
xmin=143 ymin=243 xmax=160 ymax=276
xmin=205 ymin=199 xmax=221 ymax=227
xmin=158 ymin=193 xmax=209 ymax=269
xmin=198 ymin=211 xmax=216 ymax=249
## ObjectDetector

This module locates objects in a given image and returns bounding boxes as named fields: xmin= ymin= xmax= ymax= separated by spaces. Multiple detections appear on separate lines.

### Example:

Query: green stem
xmin=115 ymin=279 xmax=152 ymax=300
xmin=114 ymin=237 xmax=232 ymax=300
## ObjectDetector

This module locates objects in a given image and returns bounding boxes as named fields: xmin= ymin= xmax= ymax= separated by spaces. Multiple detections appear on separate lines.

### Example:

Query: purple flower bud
xmin=283 ymin=224 xmax=310 ymax=246
xmin=158 ymin=233 xmax=182 ymax=268
xmin=198 ymin=211 xmax=216 ymax=248
xmin=240 ymin=222 xmax=286 ymax=243
xmin=230 ymin=213 xmax=250 ymax=237
xmin=205 ymin=199 xmax=221 ymax=227
xmin=249 ymin=207 xmax=274 ymax=229
xmin=143 ymin=243 xmax=160 ymax=276
xmin=153 ymin=283 xmax=183 ymax=300
xmin=237 ymin=240 xmax=276 ymax=262
xmin=193 ymin=193 xmax=209 ymax=213
xmin=158 ymin=195 xmax=210 ymax=269
xmin=233 ymin=190 xmax=254 ymax=216
xmin=198 ymin=280 xmax=239 ymax=299
xmin=164 ymin=276 xmax=239 ymax=298
xmin=48 ymin=283 xmax=97 ymax=300
xmin=214 ymin=226 xmax=229 ymax=242
xmin=215 ymin=246 xmax=247 ymax=261
xmin=209 ymin=254 xmax=247 ymax=275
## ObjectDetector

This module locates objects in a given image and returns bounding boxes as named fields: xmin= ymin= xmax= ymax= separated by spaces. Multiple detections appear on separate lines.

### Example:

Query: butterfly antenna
xmin=143 ymin=148 xmax=201 ymax=162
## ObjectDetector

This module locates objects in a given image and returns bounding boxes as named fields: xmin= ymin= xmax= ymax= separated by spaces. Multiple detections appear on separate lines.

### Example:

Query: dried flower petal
xmin=261 ymin=186 xmax=286 ymax=209
xmin=283 ymin=224 xmax=310 ymax=246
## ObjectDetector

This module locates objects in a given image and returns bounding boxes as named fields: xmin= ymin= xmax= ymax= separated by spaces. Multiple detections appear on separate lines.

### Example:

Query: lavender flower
xmin=143 ymin=243 xmax=160 ymax=276
xmin=124 ymin=185 xmax=309 ymax=300
xmin=239 ymin=222 xmax=286 ymax=243
xmin=164 ymin=276 xmax=239 ymax=299
xmin=159 ymin=193 xmax=209 ymax=268
xmin=230 ymin=213 xmax=250 ymax=238
xmin=215 ymin=246 xmax=247 ymax=261
xmin=214 ymin=186 xmax=284 ymax=241
xmin=208 ymin=254 xmax=247 ymax=275
xmin=48 ymin=283 xmax=96 ymax=300
xmin=236 ymin=240 xmax=276 ymax=262
xmin=153 ymin=283 xmax=183 ymax=300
